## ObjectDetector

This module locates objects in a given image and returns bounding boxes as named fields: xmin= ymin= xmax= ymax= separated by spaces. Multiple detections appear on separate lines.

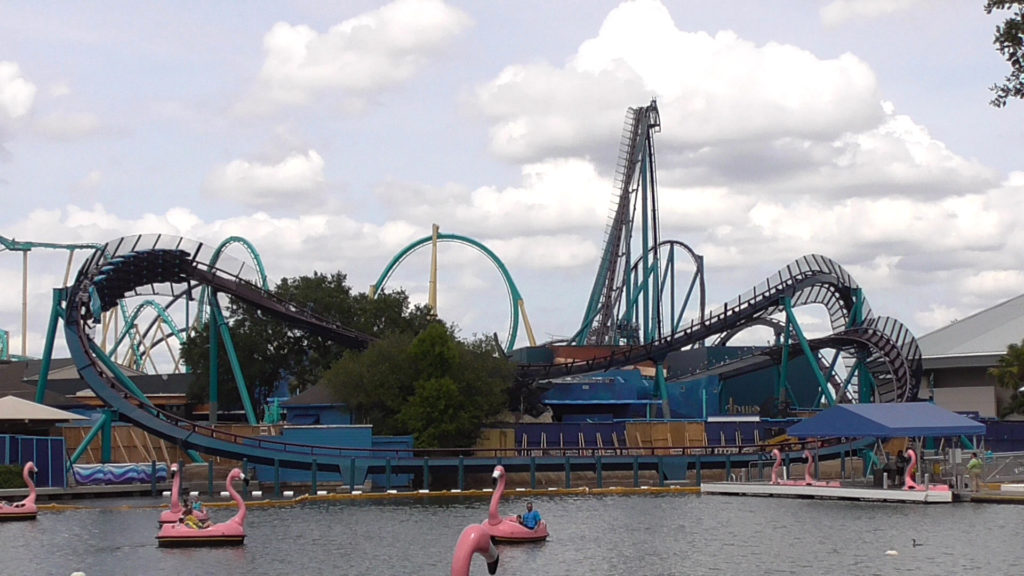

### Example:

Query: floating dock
xmin=700 ymin=481 xmax=953 ymax=503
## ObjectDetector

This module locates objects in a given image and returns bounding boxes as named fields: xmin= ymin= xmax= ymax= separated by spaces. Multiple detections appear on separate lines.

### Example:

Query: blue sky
xmin=1 ymin=0 xmax=1022 ymax=361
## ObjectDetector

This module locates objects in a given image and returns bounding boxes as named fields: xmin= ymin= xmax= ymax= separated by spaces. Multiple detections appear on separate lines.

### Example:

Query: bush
xmin=0 ymin=465 xmax=27 ymax=489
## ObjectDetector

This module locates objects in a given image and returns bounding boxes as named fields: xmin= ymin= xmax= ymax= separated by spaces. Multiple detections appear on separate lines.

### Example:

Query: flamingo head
xmin=771 ymin=449 xmax=780 ymax=460
xmin=170 ymin=463 xmax=178 ymax=478
xmin=228 ymin=468 xmax=245 ymax=484
xmin=491 ymin=465 xmax=505 ymax=487
xmin=27 ymin=462 xmax=37 ymax=474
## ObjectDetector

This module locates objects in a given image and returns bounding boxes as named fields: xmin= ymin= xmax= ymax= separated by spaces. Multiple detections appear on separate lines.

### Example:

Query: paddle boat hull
xmin=0 ymin=462 xmax=38 ymax=521
xmin=156 ymin=524 xmax=245 ymax=547
xmin=0 ymin=506 xmax=37 ymax=521
xmin=155 ymin=467 xmax=247 ymax=548
xmin=484 ymin=517 xmax=549 ymax=543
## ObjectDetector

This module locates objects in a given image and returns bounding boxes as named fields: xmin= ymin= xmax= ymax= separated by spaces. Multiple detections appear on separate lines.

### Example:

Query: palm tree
xmin=989 ymin=339 xmax=1024 ymax=416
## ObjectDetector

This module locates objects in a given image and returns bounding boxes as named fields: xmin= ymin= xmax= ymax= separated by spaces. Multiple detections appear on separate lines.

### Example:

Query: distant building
xmin=281 ymin=382 xmax=352 ymax=425
xmin=916 ymin=294 xmax=1024 ymax=418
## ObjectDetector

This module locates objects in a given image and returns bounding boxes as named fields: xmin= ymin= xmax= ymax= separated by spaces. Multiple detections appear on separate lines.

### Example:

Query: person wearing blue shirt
xmin=519 ymin=501 xmax=541 ymax=530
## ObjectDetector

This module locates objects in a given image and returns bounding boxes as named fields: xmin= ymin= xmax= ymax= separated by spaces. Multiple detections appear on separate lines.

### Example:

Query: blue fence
xmin=0 ymin=434 xmax=68 ymax=488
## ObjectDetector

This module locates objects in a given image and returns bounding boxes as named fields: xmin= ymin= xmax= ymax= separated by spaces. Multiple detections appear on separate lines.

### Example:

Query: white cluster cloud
xmin=476 ymin=0 xmax=883 ymax=164
xmin=203 ymin=150 xmax=327 ymax=209
xmin=247 ymin=0 xmax=471 ymax=112
xmin=0 ymin=61 xmax=36 ymax=120
xmin=820 ymin=0 xmax=927 ymax=26
xmin=1 ymin=0 xmax=1021 ymax=359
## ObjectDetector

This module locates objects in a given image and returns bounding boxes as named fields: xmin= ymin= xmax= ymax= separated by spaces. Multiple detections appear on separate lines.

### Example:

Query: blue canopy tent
xmin=787 ymin=403 xmax=986 ymax=482
xmin=787 ymin=403 xmax=985 ymax=439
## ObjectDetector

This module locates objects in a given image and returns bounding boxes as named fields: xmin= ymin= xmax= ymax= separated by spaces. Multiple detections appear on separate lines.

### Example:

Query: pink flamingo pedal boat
xmin=482 ymin=465 xmax=548 ymax=543
xmin=158 ymin=463 xmax=210 ymax=526
xmin=770 ymin=449 xmax=840 ymax=487
xmin=902 ymin=448 xmax=950 ymax=492
xmin=156 ymin=468 xmax=246 ymax=547
xmin=451 ymin=524 xmax=499 ymax=576
xmin=0 ymin=462 xmax=38 ymax=521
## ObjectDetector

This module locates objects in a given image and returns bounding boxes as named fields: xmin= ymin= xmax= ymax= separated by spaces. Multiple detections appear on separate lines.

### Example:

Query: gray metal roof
xmin=918 ymin=293 xmax=1024 ymax=358
xmin=0 ymin=395 xmax=87 ymax=421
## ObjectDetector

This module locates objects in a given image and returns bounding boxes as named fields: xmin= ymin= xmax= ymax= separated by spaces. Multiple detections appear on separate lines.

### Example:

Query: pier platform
xmin=700 ymin=481 xmax=954 ymax=503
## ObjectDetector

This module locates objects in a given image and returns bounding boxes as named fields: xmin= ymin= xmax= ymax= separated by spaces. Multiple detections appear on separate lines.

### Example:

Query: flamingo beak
xmin=487 ymin=555 xmax=500 ymax=575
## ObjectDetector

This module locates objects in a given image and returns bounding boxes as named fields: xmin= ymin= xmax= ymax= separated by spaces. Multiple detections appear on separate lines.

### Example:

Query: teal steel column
xmin=529 ymin=457 xmax=536 ymax=489
xmin=349 ymin=457 xmax=356 ymax=493
xmin=564 ymin=456 xmax=571 ymax=489
xmin=242 ymin=458 xmax=249 ymax=497
xmin=208 ymin=294 xmax=219 ymax=425
xmin=100 ymin=410 xmax=112 ymax=463
xmin=208 ymin=461 xmax=214 ymax=496
xmin=36 ymin=288 xmax=66 ymax=404
xmin=596 ymin=455 xmax=603 ymax=489
xmin=150 ymin=461 xmax=157 ymax=496
xmin=783 ymin=297 xmax=834 ymax=406
xmin=385 ymin=458 xmax=392 ymax=491
xmin=66 ymin=410 xmax=113 ymax=469
xmin=656 ymin=362 xmax=670 ymax=418
xmin=210 ymin=297 xmax=257 ymax=425
xmin=633 ymin=455 xmax=639 ymax=487
xmin=657 ymin=456 xmax=664 ymax=487
xmin=273 ymin=459 xmax=280 ymax=497
xmin=311 ymin=459 xmax=318 ymax=494
xmin=695 ymin=456 xmax=702 ymax=486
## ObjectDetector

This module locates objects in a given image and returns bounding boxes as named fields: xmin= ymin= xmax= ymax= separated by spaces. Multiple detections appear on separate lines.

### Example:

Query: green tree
xmin=180 ymin=271 xmax=433 ymax=417
xmin=986 ymin=1 xmax=1024 ymax=107
xmin=988 ymin=338 xmax=1024 ymax=416
xmin=324 ymin=322 xmax=511 ymax=448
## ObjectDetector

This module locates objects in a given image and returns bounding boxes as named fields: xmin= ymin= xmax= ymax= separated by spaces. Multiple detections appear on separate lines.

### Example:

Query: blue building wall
xmin=0 ymin=434 xmax=67 ymax=488
xmin=541 ymin=347 xmax=827 ymax=421
xmin=250 ymin=426 xmax=414 ymax=488
xmin=286 ymin=404 xmax=353 ymax=426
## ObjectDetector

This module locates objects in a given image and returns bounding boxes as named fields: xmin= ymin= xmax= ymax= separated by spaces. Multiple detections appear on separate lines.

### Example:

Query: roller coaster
xmin=17 ymin=99 xmax=921 ymax=474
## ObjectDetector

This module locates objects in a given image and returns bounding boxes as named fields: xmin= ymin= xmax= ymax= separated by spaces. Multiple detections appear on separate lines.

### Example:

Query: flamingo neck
xmin=804 ymin=451 xmax=814 ymax=483
xmin=487 ymin=475 xmax=504 ymax=525
xmin=771 ymin=450 xmax=781 ymax=484
xmin=170 ymin=469 xmax=181 ymax=514
xmin=904 ymin=449 xmax=918 ymax=488
xmin=451 ymin=525 xmax=498 ymax=576
xmin=227 ymin=476 xmax=246 ymax=526
xmin=22 ymin=465 xmax=36 ymax=506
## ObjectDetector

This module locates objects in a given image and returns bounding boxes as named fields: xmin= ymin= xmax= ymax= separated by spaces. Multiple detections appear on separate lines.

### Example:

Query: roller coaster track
xmin=517 ymin=254 xmax=922 ymax=404
xmin=63 ymin=234 xmax=379 ymax=468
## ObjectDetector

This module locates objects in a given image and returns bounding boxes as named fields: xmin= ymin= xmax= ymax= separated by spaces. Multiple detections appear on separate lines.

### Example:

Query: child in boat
xmin=180 ymin=511 xmax=211 ymax=529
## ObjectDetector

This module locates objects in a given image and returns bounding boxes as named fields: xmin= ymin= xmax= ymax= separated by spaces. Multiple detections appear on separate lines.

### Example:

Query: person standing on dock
xmin=967 ymin=452 xmax=984 ymax=492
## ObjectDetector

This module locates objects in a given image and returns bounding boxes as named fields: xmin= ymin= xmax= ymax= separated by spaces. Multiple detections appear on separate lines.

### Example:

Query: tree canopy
xmin=986 ymin=1 xmax=1024 ymax=107
xmin=989 ymin=338 xmax=1024 ymax=416
xmin=323 ymin=322 xmax=512 ymax=448
xmin=180 ymin=271 xmax=434 ymax=418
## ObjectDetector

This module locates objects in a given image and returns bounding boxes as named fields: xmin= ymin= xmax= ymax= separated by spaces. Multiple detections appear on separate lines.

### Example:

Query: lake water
xmin=0 ymin=492 xmax=1012 ymax=576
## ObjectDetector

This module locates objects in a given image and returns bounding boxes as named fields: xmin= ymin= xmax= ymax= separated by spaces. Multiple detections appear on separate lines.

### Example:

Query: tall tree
xmin=988 ymin=338 xmax=1024 ymax=416
xmin=986 ymin=1 xmax=1024 ymax=107
xmin=180 ymin=271 xmax=433 ymax=416
xmin=324 ymin=322 xmax=511 ymax=448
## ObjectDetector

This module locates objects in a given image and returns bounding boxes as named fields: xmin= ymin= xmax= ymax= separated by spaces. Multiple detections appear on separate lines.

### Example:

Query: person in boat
xmin=518 ymin=501 xmax=541 ymax=530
